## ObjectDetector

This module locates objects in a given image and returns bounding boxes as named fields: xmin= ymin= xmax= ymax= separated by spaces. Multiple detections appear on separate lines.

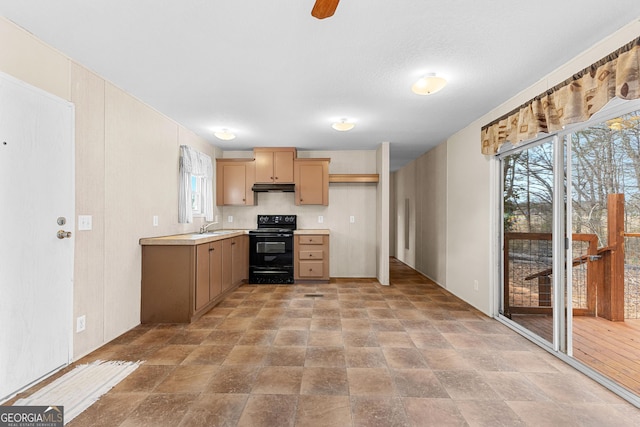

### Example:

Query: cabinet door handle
xmin=209 ymin=248 xmax=214 ymax=252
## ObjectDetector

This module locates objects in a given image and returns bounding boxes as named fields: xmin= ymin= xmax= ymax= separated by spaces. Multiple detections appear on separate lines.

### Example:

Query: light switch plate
xmin=228 ymin=216 xmax=233 ymax=223
xmin=78 ymin=215 xmax=92 ymax=231
xmin=153 ymin=215 xmax=159 ymax=226
xmin=318 ymin=215 xmax=324 ymax=224
xmin=76 ymin=315 xmax=86 ymax=333
xmin=350 ymin=215 xmax=355 ymax=223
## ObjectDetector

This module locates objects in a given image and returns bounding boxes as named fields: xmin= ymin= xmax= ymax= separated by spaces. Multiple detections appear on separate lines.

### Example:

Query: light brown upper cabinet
xmin=294 ymin=158 xmax=330 ymax=205
xmin=216 ymin=159 xmax=256 ymax=206
xmin=254 ymin=147 xmax=296 ymax=183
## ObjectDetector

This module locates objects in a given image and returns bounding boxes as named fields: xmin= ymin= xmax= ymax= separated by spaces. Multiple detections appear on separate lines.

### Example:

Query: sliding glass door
xmin=567 ymin=108 xmax=640 ymax=396
xmin=501 ymin=139 xmax=558 ymax=347
xmin=500 ymin=102 xmax=640 ymax=399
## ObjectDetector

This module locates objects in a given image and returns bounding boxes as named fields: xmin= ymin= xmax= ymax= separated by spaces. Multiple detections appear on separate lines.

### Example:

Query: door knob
xmin=57 ymin=230 xmax=72 ymax=239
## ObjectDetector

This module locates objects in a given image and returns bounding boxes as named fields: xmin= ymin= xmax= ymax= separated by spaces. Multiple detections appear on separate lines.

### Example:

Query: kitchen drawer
xmin=299 ymin=249 xmax=324 ymax=260
xmin=298 ymin=261 xmax=324 ymax=278
xmin=298 ymin=235 xmax=324 ymax=245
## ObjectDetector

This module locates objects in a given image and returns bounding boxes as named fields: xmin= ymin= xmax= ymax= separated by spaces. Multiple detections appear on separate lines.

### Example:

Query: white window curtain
xmin=179 ymin=145 xmax=214 ymax=223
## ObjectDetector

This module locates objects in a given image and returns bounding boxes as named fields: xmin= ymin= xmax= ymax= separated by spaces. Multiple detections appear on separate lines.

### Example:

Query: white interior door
xmin=0 ymin=72 xmax=74 ymax=401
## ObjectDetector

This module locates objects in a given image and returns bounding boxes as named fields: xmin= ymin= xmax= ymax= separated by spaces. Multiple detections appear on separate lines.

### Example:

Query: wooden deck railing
xmin=503 ymin=232 xmax=598 ymax=317
xmin=503 ymin=194 xmax=626 ymax=322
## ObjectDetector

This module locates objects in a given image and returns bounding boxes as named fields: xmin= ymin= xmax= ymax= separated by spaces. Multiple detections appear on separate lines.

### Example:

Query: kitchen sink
xmin=189 ymin=230 xmax=236 ymax=238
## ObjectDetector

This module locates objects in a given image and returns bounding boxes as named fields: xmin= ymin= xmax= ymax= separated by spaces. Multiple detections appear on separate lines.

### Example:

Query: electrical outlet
xmin=318 ymin=215 xmax=323 ymax=224
xmin=153 ymin=215 xmax=159 ymax=226
xmin=350 ymin=215 xmax=355 ymax=223
xmin=76 ymin=315 xmax=86 ymax=333
xmin=227 ymin=215 xmax=233 ymax=223
xmin=473 ymin=280 xmax=479 ymax=291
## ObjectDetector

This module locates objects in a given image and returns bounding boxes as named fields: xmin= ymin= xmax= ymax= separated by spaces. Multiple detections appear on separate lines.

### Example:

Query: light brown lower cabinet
xmin=295 ymin=234 xmax=330 ymax=282
xmin=196 ymin=240 xmax=222 ymax=311
xmin=141 ymin=235 xmax=248 ymax=323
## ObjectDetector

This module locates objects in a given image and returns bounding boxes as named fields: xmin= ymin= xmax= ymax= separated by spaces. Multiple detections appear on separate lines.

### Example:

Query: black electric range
xmin=248 ymin=215 xmax=296 ymax=284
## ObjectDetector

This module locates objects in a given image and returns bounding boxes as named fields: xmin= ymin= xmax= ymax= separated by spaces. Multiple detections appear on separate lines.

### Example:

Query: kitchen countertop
xmin=140 ymin=228 xmax=330 ymax=245
xmin=139 ymin=230 xmax=248 ymax=246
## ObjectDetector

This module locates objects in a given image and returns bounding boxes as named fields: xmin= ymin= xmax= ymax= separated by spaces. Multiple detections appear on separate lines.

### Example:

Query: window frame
xmin=190 ymin=174 xmax=206 ymax=217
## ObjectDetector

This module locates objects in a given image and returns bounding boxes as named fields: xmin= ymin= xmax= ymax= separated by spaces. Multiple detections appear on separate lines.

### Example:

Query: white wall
xmin=221 ymin=150 xmax=380 ymax=278
xmin=376 ymin=142 xmax=390 ymax=286
xmin=394 ymin=18 xmax=640 ymax=316
xmin=445 ymin=128 xmax=492 ymax=313
xmin=416 ymin=143 xmax=447 ymax=285
xmin=0 ymin=17 xmax=220 ymax=358
xmin=0 ymin=15 xmax=384 ymax=361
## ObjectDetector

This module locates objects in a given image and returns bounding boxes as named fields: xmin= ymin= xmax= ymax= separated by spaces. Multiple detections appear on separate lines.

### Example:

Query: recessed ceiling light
xmin=332 ymin=119 xmax=355 ymax=132
xmin=411 ymin=73 xmax=447 ymax=95
xmin=214 ymin=129 xmax=236 ymax=140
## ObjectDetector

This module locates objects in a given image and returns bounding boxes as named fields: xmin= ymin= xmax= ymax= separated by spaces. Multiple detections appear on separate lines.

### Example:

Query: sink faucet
xmin=199 ymin=222 xmax=216 ymax=234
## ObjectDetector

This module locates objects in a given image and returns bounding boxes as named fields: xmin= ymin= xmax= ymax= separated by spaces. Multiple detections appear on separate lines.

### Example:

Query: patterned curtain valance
xmin=481 ymin=36 xmax=640 ymax=155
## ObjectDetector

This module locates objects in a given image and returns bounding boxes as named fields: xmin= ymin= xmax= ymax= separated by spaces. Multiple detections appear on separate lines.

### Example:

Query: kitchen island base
xmin=141 ymin=234 xmax=248 ymax=323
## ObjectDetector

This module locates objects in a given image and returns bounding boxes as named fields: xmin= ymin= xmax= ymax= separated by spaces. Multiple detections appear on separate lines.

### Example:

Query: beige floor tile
xmin=180 ymin=345 xmax=233 ymax=365
xmin=382 ymin=348 xmax=428 ymax=368
xmin=13 ymin=259 xmax=639 ymax=427
xmin=251 ymin=366 xmax=303 ymax=394
xmin=350 ymin=396 xmax=410 ymax=427
xmin=345 ymin=347 xmax=388 ymax=368
xmin=300 ymin=367 xmax=349 ymax=395
xmin=402 ymin=397 xmax=467 ymax=427
xmin=237 ymin=394 xmax=298 ymax=427
xmin=304 ymin=346 xmax=346 ymax=367
xmin=224 ymin=344 xmax=267 ymax=364
xmin=347 ymin=367 xmax=394 ymax=395
xmin=154 ymin=365 xmax=217 ymax=393
xmin=456 ymin=400 xmax=526 ymax=426
xmin=179 ymin=394 xmax=248 ymax=427
xmin=307 ymin=330 xmax=343 ymax=346
xmin=294 ymin=395 xmax=352 ymax=427
xmin=391 ymin=369 xmax=449 ymax=398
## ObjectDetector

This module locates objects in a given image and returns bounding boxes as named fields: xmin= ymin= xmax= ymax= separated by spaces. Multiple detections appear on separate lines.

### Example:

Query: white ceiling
xmin=2 ymin=1 xmax=640 ymax=170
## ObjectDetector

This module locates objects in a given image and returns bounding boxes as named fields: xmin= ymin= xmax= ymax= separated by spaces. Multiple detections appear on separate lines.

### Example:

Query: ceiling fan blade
xmin=311 ymin=0 xmax=340 ymax=19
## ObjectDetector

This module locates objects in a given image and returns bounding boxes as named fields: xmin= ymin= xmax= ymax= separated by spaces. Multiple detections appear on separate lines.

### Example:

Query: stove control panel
xmin=257 ymin=215 xmax=297 ymax=228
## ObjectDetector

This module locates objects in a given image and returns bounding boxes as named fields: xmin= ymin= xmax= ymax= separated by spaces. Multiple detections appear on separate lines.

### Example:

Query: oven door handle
xmin=250 ymin=233 xmax=293 ymax=238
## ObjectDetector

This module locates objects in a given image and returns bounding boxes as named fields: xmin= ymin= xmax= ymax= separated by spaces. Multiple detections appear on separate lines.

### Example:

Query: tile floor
xmin=10 ymin=259 xmax=640 ymax=426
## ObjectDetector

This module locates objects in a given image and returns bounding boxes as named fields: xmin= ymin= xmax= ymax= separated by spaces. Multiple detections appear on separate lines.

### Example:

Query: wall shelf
xmin=328 ymin=174 xmax=379 ymax=183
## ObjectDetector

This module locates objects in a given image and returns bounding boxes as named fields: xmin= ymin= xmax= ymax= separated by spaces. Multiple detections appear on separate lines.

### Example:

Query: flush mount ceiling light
xmin=331 ymin=119 xmax=355 ymax=132
xmin=411 ymin=73 xmax=447 ymax=95
xmin=214 ymin=129 xmax=236 ymax=140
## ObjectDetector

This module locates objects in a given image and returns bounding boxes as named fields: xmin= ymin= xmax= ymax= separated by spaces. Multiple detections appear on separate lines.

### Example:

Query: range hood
xmin=251 ymin=183 xmax=295 ymax=192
